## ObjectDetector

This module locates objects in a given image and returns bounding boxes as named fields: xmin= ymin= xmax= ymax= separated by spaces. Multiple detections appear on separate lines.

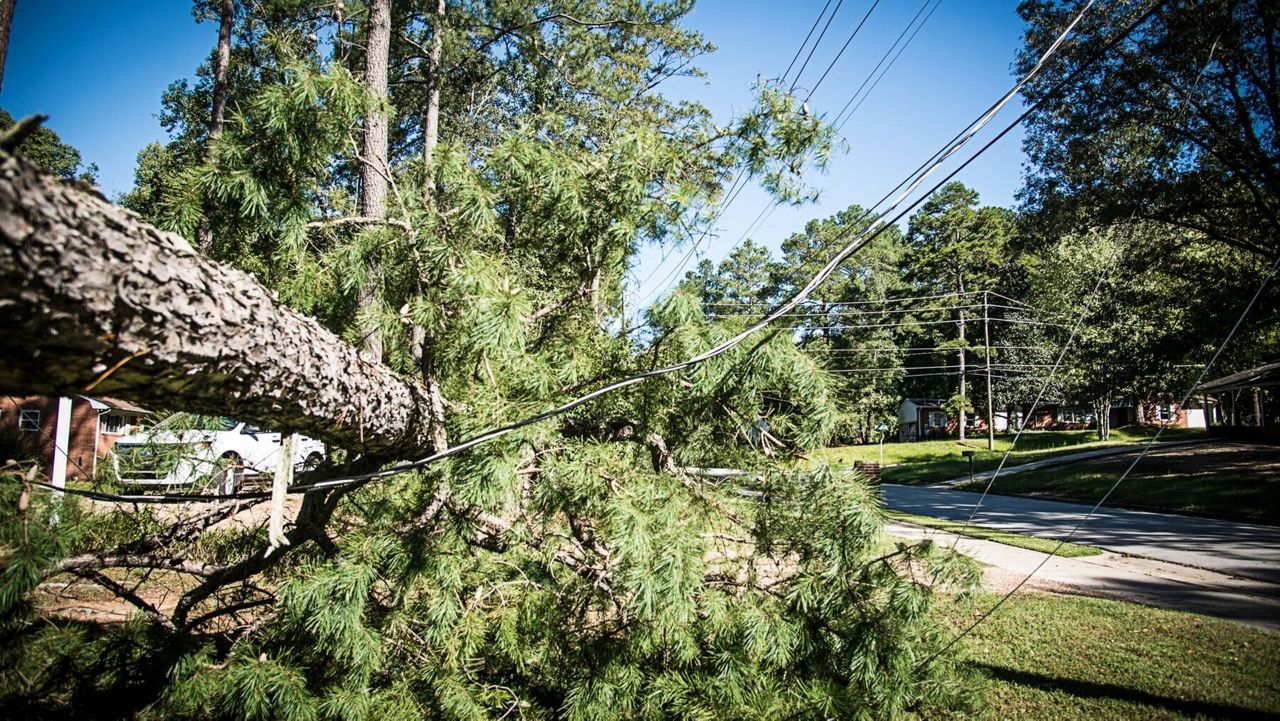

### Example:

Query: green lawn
xmin=958 ymin=443 xmax=1280 ymax=525
xmin=887 ymin=511 xmax=1102 ymax=557
xmin=941 ymin=592 xmax=1280 ymax=719
xmin=817 ymin=427 xmax=1208 ymax=486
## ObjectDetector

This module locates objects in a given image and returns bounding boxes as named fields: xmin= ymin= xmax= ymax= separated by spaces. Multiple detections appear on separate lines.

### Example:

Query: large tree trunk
xmin=0 ymin=0 xmax=14 ymax=95
xmin=0 ymin=149 xmax=437 ymax=459
xmin=358 ymin=0 xmax=392 ymax=362
xmin=197 ymin=0 xmax=235 ymax=255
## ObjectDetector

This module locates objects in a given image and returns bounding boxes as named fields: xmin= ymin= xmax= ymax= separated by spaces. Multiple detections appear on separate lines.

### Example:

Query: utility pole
xmin=956 ymin=231 xmax=966 ymax=441
xmin=984 ymin=290 xmax=995 ymax=451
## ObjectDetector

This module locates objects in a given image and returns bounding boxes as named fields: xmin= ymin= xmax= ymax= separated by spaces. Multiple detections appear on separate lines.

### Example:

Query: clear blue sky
xmin=2 ymin=1 xmax=1031 ymax=310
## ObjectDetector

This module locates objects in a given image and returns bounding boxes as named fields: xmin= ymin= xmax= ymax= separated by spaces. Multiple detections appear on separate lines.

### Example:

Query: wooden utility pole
xmin=984 ymin=290 xmax=995 ymax=450
xmin=956 ymin=231 xmax=967 ymax=441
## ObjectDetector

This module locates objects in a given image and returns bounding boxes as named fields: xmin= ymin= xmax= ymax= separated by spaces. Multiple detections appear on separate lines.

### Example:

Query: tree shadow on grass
xmin=974 ymin=663 xmax=1280 ymax=720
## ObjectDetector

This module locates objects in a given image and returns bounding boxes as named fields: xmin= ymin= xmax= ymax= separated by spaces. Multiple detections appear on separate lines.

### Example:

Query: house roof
xmin=1193 ymin=362 xmax=1280 ymax=393
xmin=903 ymin=398 xmax=946 ymax=407
xmin=81 ymin=396 xmax=150 ymax=415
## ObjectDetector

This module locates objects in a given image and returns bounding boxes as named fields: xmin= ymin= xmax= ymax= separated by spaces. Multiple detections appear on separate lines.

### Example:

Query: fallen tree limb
xmin=0 ymin=149 xmax=435 ymax=458
xmin=56 ymin=553 xmax=227 ymax=578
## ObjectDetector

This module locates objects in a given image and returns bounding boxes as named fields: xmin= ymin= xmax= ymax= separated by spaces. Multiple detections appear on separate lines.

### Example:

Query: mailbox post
xmin=875 ymin=423 xmax=889 ymax=465
xmin=961 ymin=449 xmax=977 ymax=485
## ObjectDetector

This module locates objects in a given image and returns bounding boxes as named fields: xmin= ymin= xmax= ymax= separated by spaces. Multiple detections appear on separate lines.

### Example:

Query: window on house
xmin=1056 ymin=408 xmax=1095 ymax=424
xmin=928 ymin=411 xmax=947 ymax=428
xmin=101 ymin=413 xmax=126 ymax=434
xmin=1157 ymin=405 xmax=1175 ymax=422
xmin=18 ymin=409 xmax=40 ymax=432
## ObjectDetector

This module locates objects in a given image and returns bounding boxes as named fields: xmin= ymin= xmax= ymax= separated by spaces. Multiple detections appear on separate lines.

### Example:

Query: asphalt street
xmin=882 ymin=483 xmax=1280 ymax=585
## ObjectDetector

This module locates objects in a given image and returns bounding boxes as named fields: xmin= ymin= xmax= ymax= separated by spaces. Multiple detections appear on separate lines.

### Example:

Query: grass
xmin=941 ymin=592 xmax=1280 ymax=719
xmin=959 ymin=444 xmax=1280 ymax=525
xmin=817 ymin=427 xmax=1208 ymax=485
xmin=887 ymin=510 xmax=1102 ymax=557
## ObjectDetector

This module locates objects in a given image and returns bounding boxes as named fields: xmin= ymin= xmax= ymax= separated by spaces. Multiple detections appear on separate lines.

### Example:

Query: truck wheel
xmin=302 ymin=452 xmax=324 ymax=472
xmin=215 ymin=452 xmax=244 ymax=496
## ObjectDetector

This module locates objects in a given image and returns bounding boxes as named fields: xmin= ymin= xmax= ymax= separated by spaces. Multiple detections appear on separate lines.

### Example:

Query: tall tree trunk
xmin=197 ymin=0 xmax=234 ymax=256
xmin=1094 ymin=393 xmax=1112 ymax=441
xmin=0 ymin=0 xmax=14 ymax=95
xmin=412 ymin=0 xmax=448 ymax=452
xmin=358 ymin=0 xmax=392 ymax=362
xmin=0 ymin=148 xmax=438 ymax=459
xmin=420 ymin=0 xmax=443 ymax=201
xmin=210 ymin=0 xmax=233 ymax=138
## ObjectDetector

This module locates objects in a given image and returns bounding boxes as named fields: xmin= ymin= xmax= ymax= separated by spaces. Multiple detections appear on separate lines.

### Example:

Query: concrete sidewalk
xmin=888 ymin=521 xmax=1280 ymax=632
xmin=936 ymin=438 xmax=1209 ymax=487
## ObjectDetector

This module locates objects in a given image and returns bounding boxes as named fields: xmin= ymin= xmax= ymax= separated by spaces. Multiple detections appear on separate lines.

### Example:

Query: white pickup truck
xmin=112 ymin=418 xmax=326 ymax=495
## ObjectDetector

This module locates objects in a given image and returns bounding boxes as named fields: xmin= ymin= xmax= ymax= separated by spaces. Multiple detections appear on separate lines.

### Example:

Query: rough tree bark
xmin=0 ymin=0 xmax=14 ymax=95
xmin=0 ymin=149 xmax=437 ymax=459
xmin=357 ymin=0 xmax=392 ymax=362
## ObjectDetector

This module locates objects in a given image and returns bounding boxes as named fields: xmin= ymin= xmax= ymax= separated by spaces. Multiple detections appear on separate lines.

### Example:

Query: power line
xmin=710 ymin=302 xmax=1026 ymax=318
xmin=633 ymin=0 xmax=856 ymax=314
xmin=794 ymin=316 xmax=1069 ymax=331
xmin=788 ymin=0 xmax=848 ymax=94
xmin=706 ymin=289 xmax=982 ymax=308
xmin=806 ymin=345 xmax=1044 ymax=353
xmin=827 ymin=363 xmax=1062 ymax=373
xmin=804 ymin=0 xmax=883 ymax=102
xmin=834 ymin=0 xmax=943 ymax=131
xmin=781 ymin=0 xmax=837 ymax=86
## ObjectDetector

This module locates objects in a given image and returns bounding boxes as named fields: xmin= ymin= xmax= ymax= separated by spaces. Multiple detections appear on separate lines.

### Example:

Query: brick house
xmin=897 ymin=398 xmax=991 ymax=441
xmin=0 ymin=395 xmax=149 ymax=479
xmin=1021 ymin=404 xmax=1097 ymax=431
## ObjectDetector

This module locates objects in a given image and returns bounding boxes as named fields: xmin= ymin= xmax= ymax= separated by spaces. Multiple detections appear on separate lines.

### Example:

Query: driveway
xmin=882 ymin=483 xmax=1280 ymax=585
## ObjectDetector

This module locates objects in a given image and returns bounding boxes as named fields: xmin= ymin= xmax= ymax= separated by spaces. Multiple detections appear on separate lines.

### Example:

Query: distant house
xmin=1137 ymin=399 xmax=1207 ymax=429
xmin=898 ymin=398 xmax=948 ymax=441
xmin=1013 ymin=399 xmax=1207 ymax=432
xmin=897 ymin=399 xmax=992 ymax=441
xmin=0 ymin=395 xmax=149 ymax=479
xmin=1022 ymin=405 xmax=1097 ymax=431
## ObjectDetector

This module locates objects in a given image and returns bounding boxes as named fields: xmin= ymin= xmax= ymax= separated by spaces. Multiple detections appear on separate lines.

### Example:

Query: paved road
xmin=882 ymin=483 xmax=1280 ymax=585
